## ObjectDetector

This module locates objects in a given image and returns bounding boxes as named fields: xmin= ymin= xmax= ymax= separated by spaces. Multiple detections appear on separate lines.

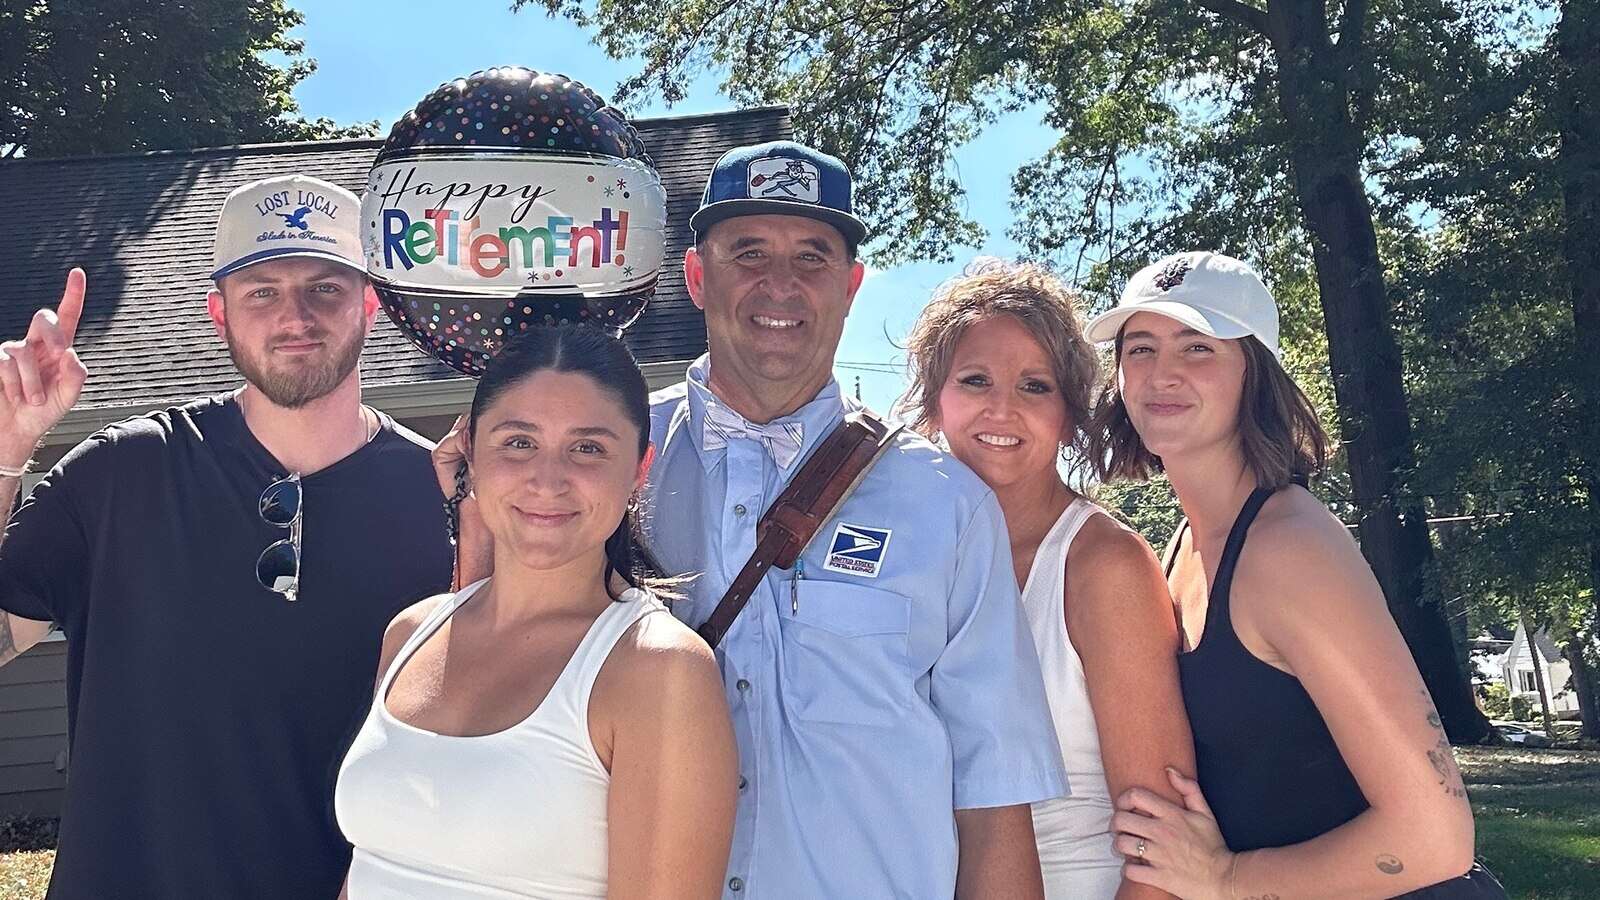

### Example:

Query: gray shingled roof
xmin=0 ymin=106 xmax=790 ymax=410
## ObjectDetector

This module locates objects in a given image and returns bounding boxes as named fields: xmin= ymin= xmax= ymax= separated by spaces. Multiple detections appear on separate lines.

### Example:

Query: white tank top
xmin=1021 ymin=498 xmax=1124 ymax=899
xmin=334 ymin=579 xmax=668 ymax=899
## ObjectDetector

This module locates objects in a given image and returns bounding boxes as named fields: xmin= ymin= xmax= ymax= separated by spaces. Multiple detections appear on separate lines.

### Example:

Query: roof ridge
xmin=0 ymin=105 xmax=790 ymax=167
xmin=632 ymin=104 xmax=788 ymax=127
xmin=2 ymin=137 xmax=386 ymax=166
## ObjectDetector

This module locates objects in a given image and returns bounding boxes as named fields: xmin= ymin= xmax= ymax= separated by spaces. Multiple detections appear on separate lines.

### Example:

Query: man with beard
xmin=0 ymin=175 xmax=453 ymax=899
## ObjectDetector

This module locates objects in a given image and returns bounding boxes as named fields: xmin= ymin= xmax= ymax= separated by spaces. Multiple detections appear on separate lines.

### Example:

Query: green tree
xmin=1385 ymin=0 xmax=1599 ymax=738
xmin=0 ymin=0 xmax=38 ymax=152
xmin=2 ymin=0 xmax=375 ymax=158
xmin=1553 ymin=0 xmax=1600 ymax=739
xmin=522 ymin=0 xmax=1508 ymax=739
xmin=1392 ymin=195 xmax=1596 ymax=735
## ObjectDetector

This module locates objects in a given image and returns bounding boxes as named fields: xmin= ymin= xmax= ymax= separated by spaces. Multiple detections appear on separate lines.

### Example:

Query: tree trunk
xmin=1261 ymin=0 xmax=1490 ymax=743
xmin=1557 ymin=1 xmax=1600 ymax=742
xmin=1565 ymin=632 xmax=1600 ymax=739
xmin=1520 ymin=609 xmax=1558 ymax=738
xmin=1434 ymin=519 xmax=1473 ymax=650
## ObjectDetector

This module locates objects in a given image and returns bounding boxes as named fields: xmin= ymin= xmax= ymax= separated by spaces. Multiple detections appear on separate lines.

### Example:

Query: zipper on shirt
xmin=791 ymin=559 xmax=805 ymax=614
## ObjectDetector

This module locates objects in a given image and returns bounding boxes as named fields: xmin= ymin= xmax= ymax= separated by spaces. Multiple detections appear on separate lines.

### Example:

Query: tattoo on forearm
xmin=1377 ymin=854 xmax=1405 ymax=875
xmin=1422 ymin=690 xmax=1469 ymax=798
xmin=0 ymin=617 xmax=16 ymax=664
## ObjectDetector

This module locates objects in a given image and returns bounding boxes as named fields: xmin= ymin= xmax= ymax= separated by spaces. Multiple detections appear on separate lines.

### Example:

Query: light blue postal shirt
xmin=644 ymin=356 xmax=1067 ymax=900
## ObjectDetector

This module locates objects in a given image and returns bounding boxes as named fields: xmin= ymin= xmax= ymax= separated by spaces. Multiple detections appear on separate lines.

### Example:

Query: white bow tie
xmin=701 ymin=403 xmax=805 ymax=470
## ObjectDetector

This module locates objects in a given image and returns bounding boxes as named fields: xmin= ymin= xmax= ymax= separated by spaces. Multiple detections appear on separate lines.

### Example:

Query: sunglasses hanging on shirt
xmin=256 ymin=473 xmax=302 ymax=602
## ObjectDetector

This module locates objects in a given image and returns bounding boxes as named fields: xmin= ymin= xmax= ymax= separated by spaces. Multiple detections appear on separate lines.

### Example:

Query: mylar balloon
xmin=361 ymin=66 xmax=667 ymax=377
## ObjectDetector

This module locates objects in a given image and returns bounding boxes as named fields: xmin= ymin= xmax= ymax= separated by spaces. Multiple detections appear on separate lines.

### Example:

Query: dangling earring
xmin=444 ymin=461 xmax=471 ymax=545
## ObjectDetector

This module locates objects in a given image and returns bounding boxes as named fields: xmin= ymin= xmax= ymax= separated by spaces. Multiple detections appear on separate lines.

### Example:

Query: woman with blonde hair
xmin=900 ymin=258 xmax=1195 ymax=899
xmin=1091 ymin=251 xmax=1503 ymax=898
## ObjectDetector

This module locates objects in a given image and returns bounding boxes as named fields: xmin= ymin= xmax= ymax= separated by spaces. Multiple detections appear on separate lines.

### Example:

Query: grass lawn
xmin=1456 ymin=746 xmax=1600 ymax=899
xmin=0 ymin=747 xmax=1594 ymax=898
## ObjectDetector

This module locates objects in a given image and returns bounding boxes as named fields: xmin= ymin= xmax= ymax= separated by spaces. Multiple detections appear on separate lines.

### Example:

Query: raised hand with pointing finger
xmin=0 ymin=268 xmax=89 ymax=471
xmin=0 ymin=175 xmax=457 ymax=900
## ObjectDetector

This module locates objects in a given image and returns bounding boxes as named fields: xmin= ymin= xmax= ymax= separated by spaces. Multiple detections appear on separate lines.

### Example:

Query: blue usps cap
xmin=689 ymin=140 xmax=868 ymax=245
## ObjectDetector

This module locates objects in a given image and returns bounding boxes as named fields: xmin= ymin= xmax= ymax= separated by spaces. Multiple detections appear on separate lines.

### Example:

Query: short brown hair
xmin=1089 ymin=332 xmax=1330 ymax=488
xmin=897 ymin=259 xmax=1099 ymax=470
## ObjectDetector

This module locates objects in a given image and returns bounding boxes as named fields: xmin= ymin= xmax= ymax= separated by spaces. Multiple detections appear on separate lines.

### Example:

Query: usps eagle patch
xmin=823 ymin=522 xmax=892 ymax=578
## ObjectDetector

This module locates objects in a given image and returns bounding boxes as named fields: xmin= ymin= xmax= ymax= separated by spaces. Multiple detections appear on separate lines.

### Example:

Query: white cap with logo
xmin=1084 ymin=251 xmax=1281 ymax=358
xmin=211 ymin=175 xmax=364 ymax=281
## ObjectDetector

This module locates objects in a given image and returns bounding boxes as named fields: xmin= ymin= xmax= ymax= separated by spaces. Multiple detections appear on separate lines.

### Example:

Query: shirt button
xmin=733 ymin=503 xmax=748 ymax=516
xmin=729 ymin=876 xmax=745 ymax=892
xmin=736 ymin=678 xmax=750 ymax=692
xmin=738 ymin=775 xmax=748 ymax=791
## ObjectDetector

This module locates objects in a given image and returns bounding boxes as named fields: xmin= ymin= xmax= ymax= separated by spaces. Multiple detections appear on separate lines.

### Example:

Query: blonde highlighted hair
xmin=897 ymin=258 xmax=1100 ymax=470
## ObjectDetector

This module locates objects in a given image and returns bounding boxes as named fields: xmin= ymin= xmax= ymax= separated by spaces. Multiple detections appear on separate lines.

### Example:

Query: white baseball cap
xmin=211 ymin=175 xmax=364 ymax=281
xmin=1084 ymin=251 xmax=1281 ymax=358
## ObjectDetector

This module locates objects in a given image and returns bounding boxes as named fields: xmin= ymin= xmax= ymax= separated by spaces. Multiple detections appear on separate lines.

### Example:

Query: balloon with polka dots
xmin=359 ymin=66 xmax=667 ymax=377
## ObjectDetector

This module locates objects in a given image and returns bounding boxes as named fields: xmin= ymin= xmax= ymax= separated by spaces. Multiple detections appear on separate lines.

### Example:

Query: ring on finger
xmin=1136 ymin=838 xmax=1147 ymax=859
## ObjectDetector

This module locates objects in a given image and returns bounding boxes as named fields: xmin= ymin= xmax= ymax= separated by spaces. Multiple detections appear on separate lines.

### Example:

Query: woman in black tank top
xmin=1082 ymin=253 xmax=1504 ymax=899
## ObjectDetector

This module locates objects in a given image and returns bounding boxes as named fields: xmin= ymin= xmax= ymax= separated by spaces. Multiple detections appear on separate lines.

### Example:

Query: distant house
xmin=0 ymin=105 xmax=791 ymax=817
xmin=1467 ymin=633 xmax=1511 ymax=688
xmin=1500 ymin=622 xmax=1582 ymax=719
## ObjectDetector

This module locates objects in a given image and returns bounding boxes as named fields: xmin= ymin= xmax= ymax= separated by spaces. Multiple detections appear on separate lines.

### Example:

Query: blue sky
xmin=288 ymin=1 xmax=1057 ymax=410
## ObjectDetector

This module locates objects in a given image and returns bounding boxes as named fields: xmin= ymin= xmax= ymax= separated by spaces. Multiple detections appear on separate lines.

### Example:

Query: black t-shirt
xmin=0 ymin=395 xmax=453 ymax=899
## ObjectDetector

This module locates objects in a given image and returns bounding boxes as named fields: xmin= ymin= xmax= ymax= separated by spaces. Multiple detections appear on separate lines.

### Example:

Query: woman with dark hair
xmin=334 ymin=326 xmax=738 ymax=899
xmin=900 ymin=258 xmax=1194 ymax=899
xmin=1090 ymin=252 xmax=1504 ymax=898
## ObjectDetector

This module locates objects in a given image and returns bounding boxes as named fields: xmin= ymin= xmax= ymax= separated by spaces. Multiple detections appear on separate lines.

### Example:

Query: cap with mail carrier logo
xmin=689 ymin=140 xmax=868 ymax=245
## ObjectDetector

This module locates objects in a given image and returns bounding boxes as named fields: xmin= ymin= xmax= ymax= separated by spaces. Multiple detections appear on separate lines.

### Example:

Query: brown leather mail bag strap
xmin=695 ymin=408 xmax=904 ymax=649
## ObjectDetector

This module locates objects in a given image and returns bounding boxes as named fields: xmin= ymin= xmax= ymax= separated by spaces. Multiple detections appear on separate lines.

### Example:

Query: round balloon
xmin=360 ymin=66 xmax=667 ymax=377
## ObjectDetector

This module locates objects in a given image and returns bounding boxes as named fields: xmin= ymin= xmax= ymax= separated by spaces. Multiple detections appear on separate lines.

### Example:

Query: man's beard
xmin=227 ymin=326 xmax=366 ymax=409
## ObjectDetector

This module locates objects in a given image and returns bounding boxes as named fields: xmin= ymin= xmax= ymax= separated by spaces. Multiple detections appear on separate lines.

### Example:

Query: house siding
xmin=1501 ymin=623 xmax=1580 ymax=716
xmin=0 ymin=639 xmax=68 ymax=818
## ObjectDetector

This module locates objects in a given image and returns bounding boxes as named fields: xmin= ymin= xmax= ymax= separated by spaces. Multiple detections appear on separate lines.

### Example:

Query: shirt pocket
xmin=777 ymin=579 xmax=912 ymax=727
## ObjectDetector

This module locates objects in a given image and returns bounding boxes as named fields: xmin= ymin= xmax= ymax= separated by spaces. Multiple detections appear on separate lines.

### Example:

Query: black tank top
xmin=1172 ymin=485 xmax=1370 ymax=851
xmin=1170 ymin=487 xmax=1506 ymax=899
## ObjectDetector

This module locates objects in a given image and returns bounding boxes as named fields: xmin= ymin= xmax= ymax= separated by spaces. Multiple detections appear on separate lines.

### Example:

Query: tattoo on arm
xmin=1242 ymin=895 xmax=1281 ymax=900
xmin=1377 ymin=854 xmax=1405 ymax=875
xmin=1422 ymin=690 xmax=1469 ymax=798
xmin=0 ymin=616 xmax=17 ymax=665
